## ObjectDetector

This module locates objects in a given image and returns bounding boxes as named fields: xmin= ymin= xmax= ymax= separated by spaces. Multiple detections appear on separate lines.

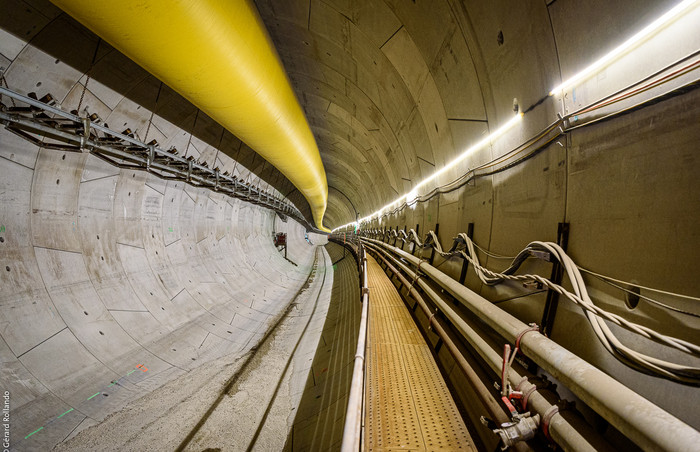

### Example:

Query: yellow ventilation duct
xmin=51 ymin=0 xmax=329 ymax=231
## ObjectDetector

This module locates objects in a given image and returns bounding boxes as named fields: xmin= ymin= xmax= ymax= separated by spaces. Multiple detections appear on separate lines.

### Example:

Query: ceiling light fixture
xmin=414 ymin=112 xmax=523 ymax=192
xmin=332 ymin=112 xmax=523 ymax=231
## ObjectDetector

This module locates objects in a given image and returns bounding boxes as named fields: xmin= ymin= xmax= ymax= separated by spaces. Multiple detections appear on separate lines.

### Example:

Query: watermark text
xmin=3 ymin=391 xmax=10 ymax=452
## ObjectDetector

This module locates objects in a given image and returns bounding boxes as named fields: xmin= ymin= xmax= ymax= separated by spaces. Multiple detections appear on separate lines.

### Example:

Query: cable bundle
xmin=370 ymin=228 xmax=700 ymax=385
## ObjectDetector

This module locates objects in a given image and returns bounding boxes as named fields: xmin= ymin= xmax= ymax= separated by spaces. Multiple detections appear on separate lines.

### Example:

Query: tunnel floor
xmin=284 ymin=242 xmax=361 ymax=451
xmin=48 ymin=246 xmax=334 ymax=451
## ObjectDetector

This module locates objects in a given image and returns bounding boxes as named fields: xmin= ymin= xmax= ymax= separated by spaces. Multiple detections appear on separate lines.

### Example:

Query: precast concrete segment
xmin=363 ymin=256 xmax=476 ymax=452
xmin=0 ymin=125 xmax=320 ymax=451
xmin=49 ymin=0 xmax=330 ymax=231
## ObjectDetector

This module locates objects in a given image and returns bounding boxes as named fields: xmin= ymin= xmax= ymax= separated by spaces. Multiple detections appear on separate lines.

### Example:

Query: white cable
xmin=578 ymin=266 xmax=700 ymax=301
xmin=367 ymin=229 xmax=700 ymax=384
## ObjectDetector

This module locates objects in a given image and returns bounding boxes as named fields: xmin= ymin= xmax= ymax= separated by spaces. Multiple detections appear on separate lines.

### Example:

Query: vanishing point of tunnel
xmin=1 ymin=1 xmax=699 ymax=451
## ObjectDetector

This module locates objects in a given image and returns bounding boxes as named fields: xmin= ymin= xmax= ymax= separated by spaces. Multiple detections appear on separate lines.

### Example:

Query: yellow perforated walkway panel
xmin=364 ymin=256 xmax=476 ymax=451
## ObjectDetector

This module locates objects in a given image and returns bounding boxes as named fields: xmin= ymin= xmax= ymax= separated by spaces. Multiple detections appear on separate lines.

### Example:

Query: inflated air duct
xmin=51 ymin=0 xmax=329 ymax=231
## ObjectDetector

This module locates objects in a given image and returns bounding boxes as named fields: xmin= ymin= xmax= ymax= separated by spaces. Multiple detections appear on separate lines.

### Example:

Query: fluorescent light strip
xmin=415 ymin=112 xmax=522 ymax=191
xmin=550 ymin=0 xmax=700 ymax=96
xmin=332 ymin=113 xmax=523 ymax=231
xmin=334 ymin=0 xmax=699 ymax=232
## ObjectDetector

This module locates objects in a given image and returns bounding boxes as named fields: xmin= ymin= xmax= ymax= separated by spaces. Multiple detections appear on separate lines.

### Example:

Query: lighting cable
xmin=338 ymin=47 xmax=700 ymax=231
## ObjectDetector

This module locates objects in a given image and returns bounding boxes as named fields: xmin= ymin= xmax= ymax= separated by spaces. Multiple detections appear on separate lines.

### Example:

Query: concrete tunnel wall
xmin=0 ymin=138 xmax=325 ymax=448
xmin=0 ymin=18 xmax=329 ymax=444
xmin=1 ymin=0 xmax=700 ymax=450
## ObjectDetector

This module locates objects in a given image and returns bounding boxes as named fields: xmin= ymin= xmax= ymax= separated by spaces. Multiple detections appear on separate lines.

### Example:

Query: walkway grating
xmin=364 ymin=255 xmax=476 ymax=452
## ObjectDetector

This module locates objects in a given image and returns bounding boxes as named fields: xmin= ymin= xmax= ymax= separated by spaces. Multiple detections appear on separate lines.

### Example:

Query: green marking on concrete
xmin=24 ymin=427 xmax=43 ymax=439
xmin=22 ymin=364 xmax=148 ymax=440
xmin=168 ymin=227 xmax=173 ymax=232
xmin=57 ymin=408 xmax=74 ymax=419
xmin=0 ymin=225 xmax=5 ymax=233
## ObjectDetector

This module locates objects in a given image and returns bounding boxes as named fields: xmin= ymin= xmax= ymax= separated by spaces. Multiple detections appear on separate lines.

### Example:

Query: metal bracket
xmin=540 ymin=222 xmax=570 ymax=337
xmin=428 ymin=223 xmax=439 ymax=265
xmin=0 ymin=86 xmax=312 ymax=228
xmin=411 ymin=223 xmax=419 ymax=255
xmin=459 ymin=222 xmax=474 ymax=284
xmin=528 ymin=249 xmax=551 ymax=261
xmin=147 ymin=144 xmax=155 ymax=169
xmin=79 ymin=117 xmax=90 ymax=152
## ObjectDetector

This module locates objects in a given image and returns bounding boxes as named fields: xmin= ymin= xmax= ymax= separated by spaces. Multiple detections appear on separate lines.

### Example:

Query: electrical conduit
xmin=365 ymin=238 xmax=700 ymax=452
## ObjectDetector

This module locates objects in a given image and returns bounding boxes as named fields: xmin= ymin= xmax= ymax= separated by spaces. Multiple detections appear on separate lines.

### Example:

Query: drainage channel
xmin=175 ymin=247 xmax=331 ymax=451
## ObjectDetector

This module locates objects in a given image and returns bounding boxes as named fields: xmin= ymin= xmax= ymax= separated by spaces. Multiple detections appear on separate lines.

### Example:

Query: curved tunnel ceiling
xmin=3 ymin=0 xmax=688 ymax=233
xmin=256 ymin=0 xmax=490 ymax=228
xmin=253 ymin=0 xmax=690 ymax=230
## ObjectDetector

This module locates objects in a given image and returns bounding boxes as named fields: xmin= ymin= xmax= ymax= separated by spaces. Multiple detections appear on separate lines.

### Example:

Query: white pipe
xmin=365 ymin=238 xmax=700 ymax=452
xmin=364 ymin=242 xmax=609 ymax=452
xmin=341 ymin=247 xmax=369 ymax=451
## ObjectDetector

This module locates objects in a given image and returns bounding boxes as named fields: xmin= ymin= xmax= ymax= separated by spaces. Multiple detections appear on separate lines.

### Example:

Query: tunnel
xmin=1 ymin=0 xmax=699 ymax=451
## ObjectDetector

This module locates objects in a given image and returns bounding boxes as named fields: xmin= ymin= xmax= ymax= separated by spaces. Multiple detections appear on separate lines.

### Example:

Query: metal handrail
xmin=340 ymin=242 xmax=369 ymax=451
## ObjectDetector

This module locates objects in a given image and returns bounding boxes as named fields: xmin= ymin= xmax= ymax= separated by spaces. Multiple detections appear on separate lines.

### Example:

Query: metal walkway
xmin=364 ymin=256 xmax=476 ymax=451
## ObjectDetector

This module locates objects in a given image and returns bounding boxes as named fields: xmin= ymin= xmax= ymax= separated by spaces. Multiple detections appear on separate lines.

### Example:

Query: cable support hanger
xmin=0 ymin=86 xmax=313 ymax=230
xmin=361 ymin=228 xmax=700 ymax=385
